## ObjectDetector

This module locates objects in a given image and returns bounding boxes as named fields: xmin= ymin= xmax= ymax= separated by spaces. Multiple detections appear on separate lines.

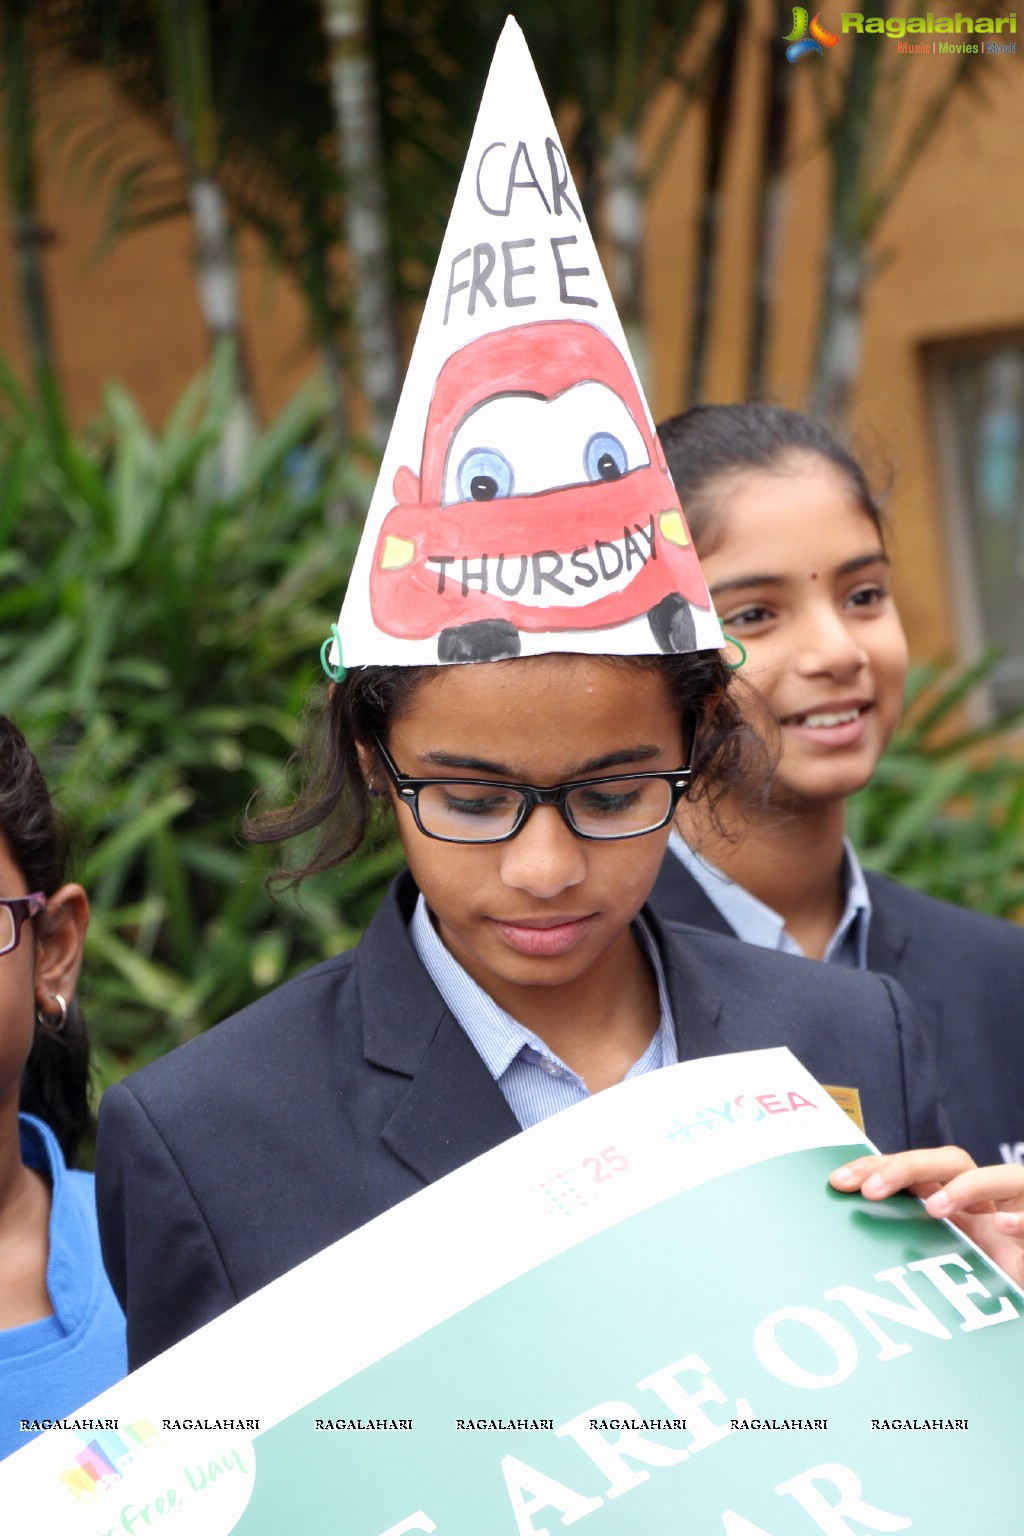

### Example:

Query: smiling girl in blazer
xmin=651 ymin=403 xmax=1024 ymax=1170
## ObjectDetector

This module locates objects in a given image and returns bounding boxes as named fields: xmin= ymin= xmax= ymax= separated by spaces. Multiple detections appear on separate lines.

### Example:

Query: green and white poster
xmin=3 ymin=1047 xmax=1022 ymax=1535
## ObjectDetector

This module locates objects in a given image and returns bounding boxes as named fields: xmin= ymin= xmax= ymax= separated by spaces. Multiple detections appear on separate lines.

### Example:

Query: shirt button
xmin=542 ymin=1060 xmax=561 ymax=1076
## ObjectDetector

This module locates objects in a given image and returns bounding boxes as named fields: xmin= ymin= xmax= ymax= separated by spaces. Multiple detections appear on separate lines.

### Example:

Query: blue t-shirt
xmin=0 ymin=1115 xmax=127 ymax=1460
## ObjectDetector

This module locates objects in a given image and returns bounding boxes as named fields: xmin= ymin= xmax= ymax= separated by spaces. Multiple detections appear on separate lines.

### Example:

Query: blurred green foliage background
xmin=0 ymin=346 xmax=405 ymax=1103
xmin=849 ymin=655 xmax=1024 ymax=918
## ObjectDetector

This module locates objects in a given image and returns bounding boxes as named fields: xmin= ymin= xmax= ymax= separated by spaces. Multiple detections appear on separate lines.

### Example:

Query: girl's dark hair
xmin=246 ymin=651 xmax=762 ymax=884
xmin=0 ymin=717 xmax=90 ymax=1164
xmin=657 ymin=404 xmax=885 ymax=555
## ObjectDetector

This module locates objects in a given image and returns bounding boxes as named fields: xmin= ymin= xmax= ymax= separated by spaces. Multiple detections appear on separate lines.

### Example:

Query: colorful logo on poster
xmin=57 ymin=1419 xmax=161 ymax=1504
xmin=667 ymin=1089 xmax=818 ymax=1140
xmin=784 ymin=7 xmax=840 ymax=59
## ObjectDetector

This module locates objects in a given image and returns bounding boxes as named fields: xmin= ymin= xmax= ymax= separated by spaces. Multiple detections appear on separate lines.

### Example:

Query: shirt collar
xmin=410 ymin=893 xmax=677 ymax=1082
xmin=836 ymin=842 xmax=872 ymax=966
xmin=667 ymin=829 xmax=872 ymax=968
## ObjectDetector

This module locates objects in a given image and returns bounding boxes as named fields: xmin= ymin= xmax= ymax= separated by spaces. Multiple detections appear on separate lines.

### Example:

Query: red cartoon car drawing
xmin=370 ymin=319 xmax=711 ymax=662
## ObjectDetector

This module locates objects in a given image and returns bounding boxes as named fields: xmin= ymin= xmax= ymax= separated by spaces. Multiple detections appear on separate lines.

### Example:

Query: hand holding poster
xmin=3 ymin=1048 xmax=1022 ymax=1535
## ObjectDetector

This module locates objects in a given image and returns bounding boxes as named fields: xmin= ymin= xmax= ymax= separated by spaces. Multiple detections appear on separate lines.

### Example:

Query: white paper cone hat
xmin=329 ymin=16 xmax=722 ymax=672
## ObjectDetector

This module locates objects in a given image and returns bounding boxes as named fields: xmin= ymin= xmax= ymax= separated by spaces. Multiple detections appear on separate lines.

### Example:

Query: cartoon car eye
xmin=584 ymin=432 xmax=627 ymax=483
xmin=442 ymin=382 xmax=649 ymax=506
xmin=456 ymin=447 xmax=515 ymax=502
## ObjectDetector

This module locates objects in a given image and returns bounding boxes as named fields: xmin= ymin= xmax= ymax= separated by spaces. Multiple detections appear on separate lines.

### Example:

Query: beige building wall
xmin=0 ymin=64 xmax=315 ymax=428
xmin=644 ymin=9 xmax=1024 ymax=667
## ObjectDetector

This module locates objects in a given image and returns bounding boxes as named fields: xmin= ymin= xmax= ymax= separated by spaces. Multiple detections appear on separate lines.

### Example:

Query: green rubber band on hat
xmin=724 ymin=633 xmax=747 ymax=670
xmin=320 ymin=624 xmax=347 ymax=683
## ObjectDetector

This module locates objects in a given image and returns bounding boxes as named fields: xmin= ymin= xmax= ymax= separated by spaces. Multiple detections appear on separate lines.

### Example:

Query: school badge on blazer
xmin=824 ymin=1085 xmax=865 ymax=1133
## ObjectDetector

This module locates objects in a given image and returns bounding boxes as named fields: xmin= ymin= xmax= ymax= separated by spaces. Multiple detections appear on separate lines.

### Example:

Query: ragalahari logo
xmin=784 ymin=6 xmax=840 ymax=59
xmin=57 ymin=1419 xmax=162 ymax=1503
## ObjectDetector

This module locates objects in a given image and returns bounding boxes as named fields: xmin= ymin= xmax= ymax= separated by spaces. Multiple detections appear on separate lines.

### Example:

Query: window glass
xmin=944 ymin=345 xmax=1024 ymax=712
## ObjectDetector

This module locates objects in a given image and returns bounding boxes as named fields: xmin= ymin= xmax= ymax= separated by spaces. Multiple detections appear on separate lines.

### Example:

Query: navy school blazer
xmin=96 ymin=872 xmax=948 ymax=1369
xmin=651 ymin=851 xmax=1024 ymax=1170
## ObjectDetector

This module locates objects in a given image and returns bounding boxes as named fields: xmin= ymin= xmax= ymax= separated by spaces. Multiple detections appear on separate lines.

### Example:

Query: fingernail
xmin=928 ymin=1193 xmax=952 ymax=1217
xmin=832 ymin=1166 xmax=857 ymax=1185
xmin=995 ymin=1211 xmax=1021 ymax=1233
xmin=862 ymin=1174 xmax=887 ymax=1198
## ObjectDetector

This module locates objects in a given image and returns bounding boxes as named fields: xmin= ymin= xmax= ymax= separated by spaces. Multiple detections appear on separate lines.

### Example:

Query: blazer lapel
xmin=381 ymin=1015 xmax=522 ymax=1183
xmin=864 ymin=872 xmax=912 ymax=975
xmin=864 ymin=871 xmax=945 ymax=1041
xmin=357 ymin=874 xmax=521 ymax=1186
xmin=650 ymin=850 xmax=739 ymax=939
xmin=644 ymin=905 xmax=726 ymax=1062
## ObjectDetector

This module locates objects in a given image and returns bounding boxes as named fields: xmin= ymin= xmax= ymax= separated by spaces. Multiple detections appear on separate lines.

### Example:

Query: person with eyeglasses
xmin=94 ymin=647 xmax=974 ymax=1370
xmin=0 ymin=717 xmax=126 ymax=1458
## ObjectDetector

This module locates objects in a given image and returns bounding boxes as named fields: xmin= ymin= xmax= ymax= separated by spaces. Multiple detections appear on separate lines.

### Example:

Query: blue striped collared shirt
xmin=667 ymin=830 xmax=872 ymax=968
xmin=410 ymin=894 xmax=678 ymax=1130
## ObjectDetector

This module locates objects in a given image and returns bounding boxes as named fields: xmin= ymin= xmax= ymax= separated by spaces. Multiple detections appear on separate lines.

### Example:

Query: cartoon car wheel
xmin=648 ymin=594 xmax=697 ymax=654
xmin=438 ymin=619 xmax=522 ymax=664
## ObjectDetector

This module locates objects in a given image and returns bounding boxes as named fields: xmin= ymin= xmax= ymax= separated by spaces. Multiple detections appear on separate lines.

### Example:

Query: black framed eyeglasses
xmin=373 ymin=735 xmax=695 ymax=844
xmin=0 ymin=893 xmax=47 ymax=956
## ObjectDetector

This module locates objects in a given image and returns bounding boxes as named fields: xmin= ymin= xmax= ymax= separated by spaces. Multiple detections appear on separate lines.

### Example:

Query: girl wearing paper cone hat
xmin=649 ymin=404 xmax=1024 ymax=1173
xmin=94 ymin=21 xmax=1024 ymax=1369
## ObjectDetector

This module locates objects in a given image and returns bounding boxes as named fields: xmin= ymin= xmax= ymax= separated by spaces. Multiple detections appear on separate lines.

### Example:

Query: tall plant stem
xmin=2 ymin=0 xmax=62 ymax=417
xmin=322 ymin=0 xmax=401 ymax=449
